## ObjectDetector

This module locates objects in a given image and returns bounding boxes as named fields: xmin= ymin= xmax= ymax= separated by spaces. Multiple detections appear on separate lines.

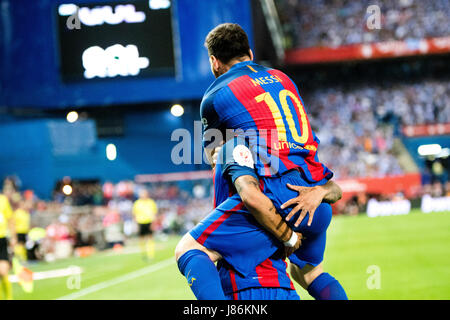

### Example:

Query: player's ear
xmin=249 ymin=49 xmax=254 ymax=61
xmin=210 ymin=55 xmax=220 ymax=71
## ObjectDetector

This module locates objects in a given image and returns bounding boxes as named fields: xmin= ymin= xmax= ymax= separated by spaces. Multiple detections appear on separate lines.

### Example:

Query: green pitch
xmin=12 ymin=210 xmax=450 ymax=300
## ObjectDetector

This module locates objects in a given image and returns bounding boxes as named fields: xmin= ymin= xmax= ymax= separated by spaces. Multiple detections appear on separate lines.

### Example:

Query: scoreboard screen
xmin=56 ymin=1 xmax=176 ymax=82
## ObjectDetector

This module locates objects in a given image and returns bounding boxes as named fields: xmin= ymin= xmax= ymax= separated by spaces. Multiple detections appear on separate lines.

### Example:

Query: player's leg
xmin=0 ymin=238 xmax=13 ymax=300
xmin=261 ymin=173 xmax=348 ymax=300
xmin=289 ymin=262 xmax=321 ymax=289
xmin=138 ymin=224 xmax=145 ymax=257
xmin=175 ymin=232 xmax=226 ymax=300
xmin=187 ymin=197 xmax=281 ymax=276
xmin=146 ymin=224 xmax=155 ymax=259
xmin=289 ymin=228 xmax=348 ymax=300
xmin=146 ymin=234 xmax=155 ymax=259
xmin=14 ymin=233 xmax=27 ymax=262
xmin=290 ymin=262 xmax=347 ymax=300
xmin=175 ymin=232 xmax=222 ymax=262
xmin=139 ymin=236 xmax=146 ymax=259
xmin=138 ymin=223 xmax=151 ymax=260
xmin=0 ymin=261 xmax=13 ymax=300
xmin=175 ymin=196 xmax=280 ymax=300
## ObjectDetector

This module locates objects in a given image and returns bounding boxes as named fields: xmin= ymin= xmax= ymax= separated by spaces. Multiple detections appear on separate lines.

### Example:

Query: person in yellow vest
xmin=0 ymin=193 xmax=16 ymax=300
xmin=132 ymin=189 xmax=158 ymax=260
xmin=13 ymin=199 xmax=31 ymax=262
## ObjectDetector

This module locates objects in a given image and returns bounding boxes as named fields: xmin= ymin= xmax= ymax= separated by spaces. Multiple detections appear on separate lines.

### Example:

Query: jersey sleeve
xmin=220 ymin=137 xmax=258 ymax=184
xmin=200 ymin=93 xmax=223 ymax=149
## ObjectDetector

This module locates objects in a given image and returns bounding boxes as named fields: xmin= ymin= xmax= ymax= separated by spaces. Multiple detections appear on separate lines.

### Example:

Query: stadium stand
xmin=304 ymin=80 xmax=449 ymax=179
xmin=276 ymin=0 xmax=450 ymax=48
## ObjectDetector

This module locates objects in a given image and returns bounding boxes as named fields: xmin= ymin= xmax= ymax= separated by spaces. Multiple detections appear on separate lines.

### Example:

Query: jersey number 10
xmin=255 ymin=89 xmax=309 ymax=144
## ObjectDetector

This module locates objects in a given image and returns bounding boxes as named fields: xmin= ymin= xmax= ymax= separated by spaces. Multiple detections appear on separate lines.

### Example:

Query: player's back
xmin=201 ymin=61 xmax=332 ymax=184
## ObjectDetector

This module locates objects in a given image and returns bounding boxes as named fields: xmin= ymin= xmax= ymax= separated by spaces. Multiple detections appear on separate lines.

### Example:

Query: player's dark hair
xmin=204 ymin=23 xmax=251 ymax=64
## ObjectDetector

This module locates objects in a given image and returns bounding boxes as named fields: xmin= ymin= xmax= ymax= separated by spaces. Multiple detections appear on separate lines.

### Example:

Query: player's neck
xmin=217 ymin=57 xmax=252 ymax=77
xmin=227 ymin=56 xmax=252 ymax=68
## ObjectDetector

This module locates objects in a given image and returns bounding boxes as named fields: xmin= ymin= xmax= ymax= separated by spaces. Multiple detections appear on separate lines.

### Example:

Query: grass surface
xmin=11 ymin=209 xmax=450 ymax=300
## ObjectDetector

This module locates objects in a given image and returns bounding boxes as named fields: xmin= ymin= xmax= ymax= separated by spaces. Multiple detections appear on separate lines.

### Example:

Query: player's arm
xmin=8 ymin=217 xmax=17 ymax=248
xmin=219 ymin=139 xmax=302 ymax=254
xmin=234 ymin=175 xmax=301 ymax=244
xmin=201 ymin=93 xmax=225 ymax=170
xmin=281 ymin=180 xmax=342 ymax=227
xmin=205 ymin=141 xmax=224 ymax=170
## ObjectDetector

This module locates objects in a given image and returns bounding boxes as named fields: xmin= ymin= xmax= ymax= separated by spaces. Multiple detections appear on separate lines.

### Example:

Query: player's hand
xmin=281 ymin=184 xmax=327 ymax=227
xmin=283 ymin=232 xmax=303 ymax=258
xmin=210 ymin=141 xmax=225 ymax=169
xmin=211 ymin=146 xmax=222 ymax=166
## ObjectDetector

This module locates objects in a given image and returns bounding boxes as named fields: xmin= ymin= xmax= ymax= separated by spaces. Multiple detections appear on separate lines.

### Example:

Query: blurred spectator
xmin=132 ymin=189 xmax=158 ymax=260
xmin=44 ymin=219 xmax=73 ymax=261
xmin=103 ymin=209 xmax=124 ymax=249
xmin=13 ymin=199 xmax=31 ymax=262
xmin=26 ymin=227 xmax=46 ymax=261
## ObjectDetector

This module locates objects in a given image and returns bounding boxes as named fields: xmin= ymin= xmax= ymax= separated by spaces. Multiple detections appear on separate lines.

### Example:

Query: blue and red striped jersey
xmin=217 ymin=256 xmax=295 ymax=296
xmin=201 ymin=60 xmax=333 ymax=183
xmin=213 ymin=161 xmax=295 ymax=294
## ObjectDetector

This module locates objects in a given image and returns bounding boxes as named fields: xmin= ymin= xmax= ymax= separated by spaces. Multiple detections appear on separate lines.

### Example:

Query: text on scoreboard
xmin=56 ymin=0 xmax=176 ymax=82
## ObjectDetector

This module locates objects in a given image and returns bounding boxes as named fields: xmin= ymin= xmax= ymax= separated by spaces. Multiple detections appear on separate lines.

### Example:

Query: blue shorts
xmin=261 ymin=169 xmax=332 ymax=269
xmin=190 ymin=169 xmax=332 ymax=275
xmin=190 ymin=195 xmax=281 ymax=277
xmin=225 ymin=287 xmax=300 ymax=300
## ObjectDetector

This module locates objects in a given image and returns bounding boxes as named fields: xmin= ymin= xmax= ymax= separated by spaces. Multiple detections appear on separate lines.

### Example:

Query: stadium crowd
xmin=0 ymin=176 xmax=215 ymax=262
xmin=276 ymin=0 xmax=450 ymax=48
xmin=304 ymin=80 xmax=450 ymax=179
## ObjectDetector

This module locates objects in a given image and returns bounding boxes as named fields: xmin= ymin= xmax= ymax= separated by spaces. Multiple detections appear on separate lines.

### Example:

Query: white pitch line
xmin=9 ymin=266 xmax=83 ymax=283
xmin=56 ymin=258 xmax=175 ymax=300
